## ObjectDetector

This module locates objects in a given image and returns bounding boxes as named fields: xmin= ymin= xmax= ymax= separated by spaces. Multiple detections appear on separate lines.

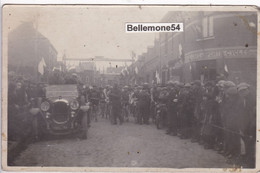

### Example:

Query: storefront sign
xmin=185 ymin=47 xmax=256 ymax=62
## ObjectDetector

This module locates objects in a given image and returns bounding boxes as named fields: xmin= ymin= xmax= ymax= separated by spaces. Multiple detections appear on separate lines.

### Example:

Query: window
xmin=202 ymin=16 xmax=214 ymax=38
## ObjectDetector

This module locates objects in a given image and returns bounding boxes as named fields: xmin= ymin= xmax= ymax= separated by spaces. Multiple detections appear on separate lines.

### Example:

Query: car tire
xmin=32 ymin=115 xmax=41 ymax=142
xmin=80 ymin=113 xmax=88 ymax=140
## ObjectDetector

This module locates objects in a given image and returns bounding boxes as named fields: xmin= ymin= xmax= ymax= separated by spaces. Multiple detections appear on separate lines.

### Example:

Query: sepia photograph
xmin=1 ymin=5 xmax=259 ymax=172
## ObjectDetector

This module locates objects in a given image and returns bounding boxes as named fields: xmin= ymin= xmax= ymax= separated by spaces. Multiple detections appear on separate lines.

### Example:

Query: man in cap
xmin=190 ymin=80 xmax=203 ymax=142
xmin=166 ymin=81 xmax=179 ymax=135
xmin=121 ymin=86 xmax=131 ymax=122
xmin=131 ymin=85 xmax=141 ymax=122
xmin=137 ymin=83 xmax=151 ymax=125
xmin=236 ymin=83 xmax=256 ymax=167
xmin=103 ymin=85 xmax=111 ymax=119
xmin=178 ymin=83 xmax=194 ymax=139
xmin=88 ymin=85 xmax=101 ymax=122
xmin=109 ymin=83 xmax=123 ymax=125
xmin=222 ymin=86 xmax=241 ymax=162
xmin=200 ymin=81 xmax=220 ymax=149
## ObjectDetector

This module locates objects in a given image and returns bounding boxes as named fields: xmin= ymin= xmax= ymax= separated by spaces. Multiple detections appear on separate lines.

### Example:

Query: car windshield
xmin=45 ymin=85 xmax=78 ymax=98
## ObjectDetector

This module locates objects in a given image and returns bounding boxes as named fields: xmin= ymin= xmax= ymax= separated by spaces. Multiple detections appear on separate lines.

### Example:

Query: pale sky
xmin=3 ymin=6 xmax=173 ymax=69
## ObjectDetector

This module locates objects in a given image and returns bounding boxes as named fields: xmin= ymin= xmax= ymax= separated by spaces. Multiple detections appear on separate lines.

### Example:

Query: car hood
xmin=45 ymin=85 xmax=79 ymax=102
xmin=47 ymin=97 xmax=77 ymax=103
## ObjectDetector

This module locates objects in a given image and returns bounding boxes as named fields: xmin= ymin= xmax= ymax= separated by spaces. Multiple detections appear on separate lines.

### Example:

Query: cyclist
xmin=87 ymin=85 xmax=101 ymax=122
xmin=121 ymin=86 xmax=130 ymax=122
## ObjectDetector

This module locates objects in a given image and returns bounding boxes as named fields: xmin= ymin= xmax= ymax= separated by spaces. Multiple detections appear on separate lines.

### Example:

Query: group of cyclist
xmin=80 ymin=83 xmax=151 ymax=125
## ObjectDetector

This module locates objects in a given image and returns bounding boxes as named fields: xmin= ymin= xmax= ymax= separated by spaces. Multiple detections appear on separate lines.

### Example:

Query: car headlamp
xmin=70 ymin=100 xmax=79 ymax=110
xmin=40 ymin=101 xmax=50 ymax=112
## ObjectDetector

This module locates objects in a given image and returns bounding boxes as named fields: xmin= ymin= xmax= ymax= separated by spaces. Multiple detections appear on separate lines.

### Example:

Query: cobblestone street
xmin=13 ymin=118 xmax=230 ymax=168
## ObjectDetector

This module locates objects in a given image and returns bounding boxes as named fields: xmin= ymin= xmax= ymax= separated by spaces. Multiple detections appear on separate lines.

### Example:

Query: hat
xmin=177 ymin=82 xmax=184 ymax=87
xmin=237 ymin=82 xmax=250 ymax=92
xmin=184 ymin=83 xmax=191 ymax=87
xmin=167 ymin=81 xmax=175 ymax=86
xmin=224 ymin=81 xmax=236 ymax=88
xmin=225 ymin=86 xmax=237 ymax=95
xmin=193 ymin=80 xmax=201 ymax=86
xmin=216 ymin=80 xmax=226 ymax=87
xmin=173 ymin=81 xmax=180 ymax=85
xmin=162 ymin=87 xmax=168 ymax=90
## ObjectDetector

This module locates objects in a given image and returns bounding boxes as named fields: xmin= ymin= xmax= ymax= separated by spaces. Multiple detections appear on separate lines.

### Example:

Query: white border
xmin=0 ymin=0 xmax=260 ymax=5
xmin=1 ymin=2 xmax=260 ymax=173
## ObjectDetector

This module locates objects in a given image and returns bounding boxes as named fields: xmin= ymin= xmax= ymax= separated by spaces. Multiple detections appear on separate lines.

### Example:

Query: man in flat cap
xmin=178 ymin=83 xmax=194 ymax=139
xmin=166 ymin=81 xmax=179 ymax=136
xmin=222 ymin=86 xmax=241 ymax=162
xmin=236 ymin=83 xmax=256 ymax=167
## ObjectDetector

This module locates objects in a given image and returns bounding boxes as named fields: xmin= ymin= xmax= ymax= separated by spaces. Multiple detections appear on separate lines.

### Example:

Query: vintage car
xmin=31 ymin=84 xmax=90 ymax=140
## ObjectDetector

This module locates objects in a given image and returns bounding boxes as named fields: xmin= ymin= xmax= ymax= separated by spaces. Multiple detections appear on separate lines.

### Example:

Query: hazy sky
xmin=4 ymin=5 xmax=172 ymax=69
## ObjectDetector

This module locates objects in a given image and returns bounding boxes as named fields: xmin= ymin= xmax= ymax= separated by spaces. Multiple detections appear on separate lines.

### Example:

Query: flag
xmin=224 ymin=63 xmax=229 ymax=77
xmin=221 ymin=51 xmax=229 ymax=78
xmin=121 ymin=67 xmax=129 ymax=76
xmin=68 ymin=66 xmax=76 ymax=71
xmin=38 ymin=58 xmax=46 ymax=75
xmin=179 ymin=44 xmax=185 ymax=62
xmin=178 ymin=44 xmax=182 ymax=57
xmin=135 ymin=67 xmax=138 ymax=74
xmin=224 ymin=64 xmax=228 ymax=73
xmin=239 ymin=130 xmax=246 ymax=155
xmin=155 ymin=70 xmax=160 ymax=84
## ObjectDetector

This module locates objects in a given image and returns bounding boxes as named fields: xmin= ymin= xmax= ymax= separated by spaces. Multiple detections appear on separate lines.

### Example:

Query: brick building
xmin=134 ymin=11 xmax=257 ymax=86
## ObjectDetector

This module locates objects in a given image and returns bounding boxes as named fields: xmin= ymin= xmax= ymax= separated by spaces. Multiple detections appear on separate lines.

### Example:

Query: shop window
xmin=202 ymin=16 xmax=214 ymax=38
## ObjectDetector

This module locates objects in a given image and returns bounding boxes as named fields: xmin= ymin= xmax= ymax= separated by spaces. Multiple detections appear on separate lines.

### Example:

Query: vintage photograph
xmin=1 ymin=5 xmax=259 ymax=171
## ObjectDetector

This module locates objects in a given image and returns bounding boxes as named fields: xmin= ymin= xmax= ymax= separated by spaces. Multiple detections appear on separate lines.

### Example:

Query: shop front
xmin=183 ymin=46 xmax=257 ymax=84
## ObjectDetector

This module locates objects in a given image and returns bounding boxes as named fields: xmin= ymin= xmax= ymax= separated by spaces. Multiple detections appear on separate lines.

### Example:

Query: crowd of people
xmin=83 ymin=77 xmax=256 ymax=168
xmin=8 ymin=72 xmax=46 ymax=142
xmin=7 ymin=70 xmax=256 ymax=168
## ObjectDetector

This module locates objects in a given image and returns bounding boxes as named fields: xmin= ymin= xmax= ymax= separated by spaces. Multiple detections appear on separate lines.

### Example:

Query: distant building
xmin=8 ymin=22 xmax=58 ymax=81
xmin=101 ymin=73 xmax=120 ymax=86
xmin=107 ymin=66 xmax=124 ymax=74
xmin=136 ymin=11 xmax=257 ymax=86
xmin=73 ymin=62 xmax=96 ymax=85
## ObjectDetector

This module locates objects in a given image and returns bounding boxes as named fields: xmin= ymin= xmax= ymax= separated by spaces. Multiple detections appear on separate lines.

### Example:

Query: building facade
xmin=134 ymin=11 xmax=257 ymax=86
xmin=8 ymin=22 xmax=58 ymax=81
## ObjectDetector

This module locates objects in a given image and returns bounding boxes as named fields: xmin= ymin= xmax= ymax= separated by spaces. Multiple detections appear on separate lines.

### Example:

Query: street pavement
xmin=13 ymin=117 xmax=230 ymax=168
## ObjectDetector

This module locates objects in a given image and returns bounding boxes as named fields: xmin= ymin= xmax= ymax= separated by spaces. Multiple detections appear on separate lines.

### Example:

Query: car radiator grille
xmin=52 ymin=102 xmax=69 ymax=123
